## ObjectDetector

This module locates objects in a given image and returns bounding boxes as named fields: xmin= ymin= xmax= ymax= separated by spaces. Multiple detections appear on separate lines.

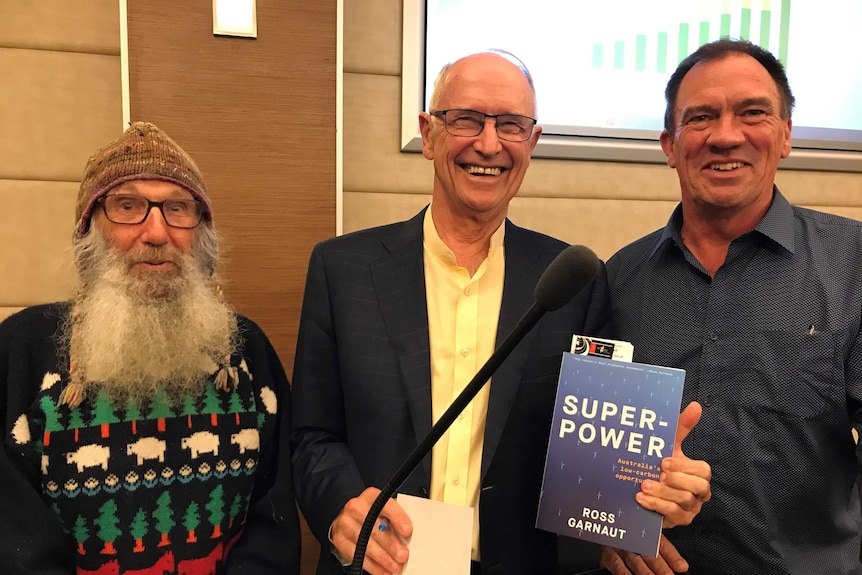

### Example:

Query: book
xmin=535 ymin=352 xmax=685 ymax=556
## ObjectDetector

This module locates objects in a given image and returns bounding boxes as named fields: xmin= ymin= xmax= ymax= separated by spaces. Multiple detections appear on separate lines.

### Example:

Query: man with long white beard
xmin=0 ymin=122 xmax=300 ymax=574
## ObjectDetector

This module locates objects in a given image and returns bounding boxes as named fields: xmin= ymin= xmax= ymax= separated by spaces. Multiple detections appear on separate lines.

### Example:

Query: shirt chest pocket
xmin=736 ymin=329 xmax=840 ymax=418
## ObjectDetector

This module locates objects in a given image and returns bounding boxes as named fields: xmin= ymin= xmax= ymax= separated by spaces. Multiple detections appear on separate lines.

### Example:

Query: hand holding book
xmin=599 ymin=534 xmax=688 ymax=575
xmin=634 ymin=401 xmax=712 ymax=529
xmin=536 ymin=344 xmax=712 ymax=558
xmin=598 ymin=404 xmax=712 ymax=573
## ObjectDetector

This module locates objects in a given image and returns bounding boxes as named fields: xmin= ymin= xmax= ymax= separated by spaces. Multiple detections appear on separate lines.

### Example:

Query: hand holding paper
xmin=331 ymin=487 xmax=412 ymax=575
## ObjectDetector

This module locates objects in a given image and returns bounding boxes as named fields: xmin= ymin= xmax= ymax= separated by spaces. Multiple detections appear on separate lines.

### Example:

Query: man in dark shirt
xmin=605 ymin=39 xmax=862 ymax=575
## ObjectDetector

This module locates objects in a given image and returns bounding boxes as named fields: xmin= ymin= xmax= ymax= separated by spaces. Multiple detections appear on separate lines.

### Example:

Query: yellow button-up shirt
xmin=423 ymin=209 xmax=505 ymax=561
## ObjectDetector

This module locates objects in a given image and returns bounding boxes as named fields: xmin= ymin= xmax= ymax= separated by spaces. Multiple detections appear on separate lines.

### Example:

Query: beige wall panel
xmin=344 ymin=72 xmax=434 ymax=193
xmin=343 ymin=191 xmax=676 ymax=261
xmin=0 ymin=180 xmax=77 ymax=306
xmin=343 ymin=0 xmax=401 ymax=75
xmin=0 ymin=48 xmax=121 ymax=181
xmin=507 ymin=197 xmax=676 ymax=261
xmin=524 ymin=159 xmax=862 ymax=204
xmin=343 ymin=191 xmax=431 ymax=233
xmin=0 ymin=308 xmax=25 ymax=323
xmin=524 ymin=156 xmax=681 ymax=200
xmin=0 ymin=1 xmax=119 ymax=54
xmin=778 ymin=170 xmax=862 ymax=206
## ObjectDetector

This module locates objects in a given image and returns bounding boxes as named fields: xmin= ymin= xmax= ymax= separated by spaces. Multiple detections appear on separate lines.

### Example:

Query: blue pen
xmin=378 ymin=519 xmax=389 ymax=532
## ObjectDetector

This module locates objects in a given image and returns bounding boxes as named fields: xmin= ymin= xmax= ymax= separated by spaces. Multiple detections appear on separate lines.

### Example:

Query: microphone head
xmin=534 ymin=245 xmax=601 ymax=311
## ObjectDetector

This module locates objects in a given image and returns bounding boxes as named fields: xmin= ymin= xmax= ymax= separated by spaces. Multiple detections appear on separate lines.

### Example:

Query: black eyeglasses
xmin=99 ymin=195 xmax=203 ymax=229
xmin=430 ymin=109 xmax=537 ymax=142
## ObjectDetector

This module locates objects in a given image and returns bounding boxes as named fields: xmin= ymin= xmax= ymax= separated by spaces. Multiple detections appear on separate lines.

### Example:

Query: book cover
xmin=536 ymin=352 xmax=685 ymax=556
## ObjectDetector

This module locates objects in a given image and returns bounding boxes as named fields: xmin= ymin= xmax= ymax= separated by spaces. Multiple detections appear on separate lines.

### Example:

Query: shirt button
xmin=709 ymin=332 xmax=719 ymax=341
xmin=452 ymin=475 xmax=460 ymax=485
xmin=465 ymin=286 xmax=472 ymax=295
xmin=457 ymin=413 xmax=465 ymax=421
xmin=702 ymin=395 xmax=713 ymax=407
xmin=701 ymin=528 xmax=712 ymax=538
xmin=460 ymin=348 xmax=470 ymax=357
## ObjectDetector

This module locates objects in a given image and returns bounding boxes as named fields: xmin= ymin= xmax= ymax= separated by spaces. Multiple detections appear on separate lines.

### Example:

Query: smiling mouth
xmin=710 ymin=162 xmax=745 ymax=171
xmin=133 ymin=260 xmax=175 ymax=270
xmin=465 ymin=165 xmax=503 ymax=176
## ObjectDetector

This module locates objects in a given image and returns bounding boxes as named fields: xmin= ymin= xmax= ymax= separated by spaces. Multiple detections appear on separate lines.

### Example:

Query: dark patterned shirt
xmin=607 ymin=188 xmax=862 ymax=575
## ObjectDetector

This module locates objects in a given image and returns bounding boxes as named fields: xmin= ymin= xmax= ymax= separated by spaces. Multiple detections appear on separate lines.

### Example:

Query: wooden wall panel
xmin=127 ymin=4 xmax=337 ymax=573
xmin=126 ymin=1 xmax=336 ymax=374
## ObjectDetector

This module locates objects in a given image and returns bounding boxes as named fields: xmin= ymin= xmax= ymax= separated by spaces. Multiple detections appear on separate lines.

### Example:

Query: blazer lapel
xmin=369 ymin=210 xmax=434 ymax=479
xmin=481 ymin=221 xmax=542 ymax=479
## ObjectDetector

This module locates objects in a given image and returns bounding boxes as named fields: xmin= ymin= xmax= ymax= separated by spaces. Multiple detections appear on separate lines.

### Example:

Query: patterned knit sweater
xmin=0 ymin=304 xmax=300 ymax=574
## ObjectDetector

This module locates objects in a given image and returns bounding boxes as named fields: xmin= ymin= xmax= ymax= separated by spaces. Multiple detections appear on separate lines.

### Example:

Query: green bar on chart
xmin=657 ymin=32 xmax=668 ymax=73
xmin=720 ymin=13 xmax=731 ymax=37
xmin=699 ymin=21 xmax=710 ymax=46
xmin=760 ymin=9 xmax=771 ymax=50
xmin=740 ymin=5 xmax=752 ymax=40
xmin=778 ymin=0 xmax=790 ymax=66
xmin=635 ymin=34 xmax=646 ymax=71
xmin=592 ymin=43 xmax=603 ymax=68
xmin=678 ymin=22 xmax=690 ymax=63
xmin=614 ymin=41 xmax=625 ymax=70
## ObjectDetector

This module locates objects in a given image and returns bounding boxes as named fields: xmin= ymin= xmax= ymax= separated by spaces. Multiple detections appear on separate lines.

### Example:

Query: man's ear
xmin=419 ymin=112 xmax=434 ymax=160
xmin=659 ymin=130 xmax=676 ymax=169
xmin=780 ymin=118 xmax=792 ymax=159
xmin=526 ymin=125 xmax=542 ymax=155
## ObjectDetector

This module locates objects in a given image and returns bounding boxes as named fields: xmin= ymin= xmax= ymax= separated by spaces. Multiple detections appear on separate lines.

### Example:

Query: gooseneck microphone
xmin=350 ymin=244 xmax=601 ymax=575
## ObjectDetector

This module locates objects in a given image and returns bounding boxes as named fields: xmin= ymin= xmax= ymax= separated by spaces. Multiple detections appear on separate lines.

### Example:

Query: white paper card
xmin=397 ymin=494 xmax=473 ymax=575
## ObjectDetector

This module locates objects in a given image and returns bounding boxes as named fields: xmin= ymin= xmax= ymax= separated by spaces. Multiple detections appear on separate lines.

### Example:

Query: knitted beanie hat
xmin=75 ymin=122 xmax=212 ymax=237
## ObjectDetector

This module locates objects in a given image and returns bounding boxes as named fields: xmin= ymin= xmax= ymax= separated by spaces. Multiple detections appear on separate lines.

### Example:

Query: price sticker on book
xmin=570 ymin=335 xmax=634 ymax=362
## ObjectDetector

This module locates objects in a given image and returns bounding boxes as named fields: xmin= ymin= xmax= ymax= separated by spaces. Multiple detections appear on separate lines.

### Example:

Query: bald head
xmin=428 ymin=50 xmax=537 ymax=117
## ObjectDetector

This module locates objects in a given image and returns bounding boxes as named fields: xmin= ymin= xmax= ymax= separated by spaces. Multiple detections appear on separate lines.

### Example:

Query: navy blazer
xmin=290 ymin=209 xmax=612 ymax=575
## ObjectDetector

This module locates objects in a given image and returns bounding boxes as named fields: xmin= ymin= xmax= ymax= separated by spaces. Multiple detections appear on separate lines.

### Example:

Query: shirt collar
xmin=752 ymin=187 xmax=795 ymax=254
xmin=423 ymin=206 xmax=506 ymax=267
xmin=648 ymin=186 xmax=794 ymax=259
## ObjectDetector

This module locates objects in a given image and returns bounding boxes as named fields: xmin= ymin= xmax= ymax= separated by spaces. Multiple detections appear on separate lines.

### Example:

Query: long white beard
xmin=66 ymin=231 xmax=238 ymax=406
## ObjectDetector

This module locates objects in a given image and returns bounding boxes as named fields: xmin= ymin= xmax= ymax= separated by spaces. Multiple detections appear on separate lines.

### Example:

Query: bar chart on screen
xmin=423 ymin=0 xmax=862 ymax=151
